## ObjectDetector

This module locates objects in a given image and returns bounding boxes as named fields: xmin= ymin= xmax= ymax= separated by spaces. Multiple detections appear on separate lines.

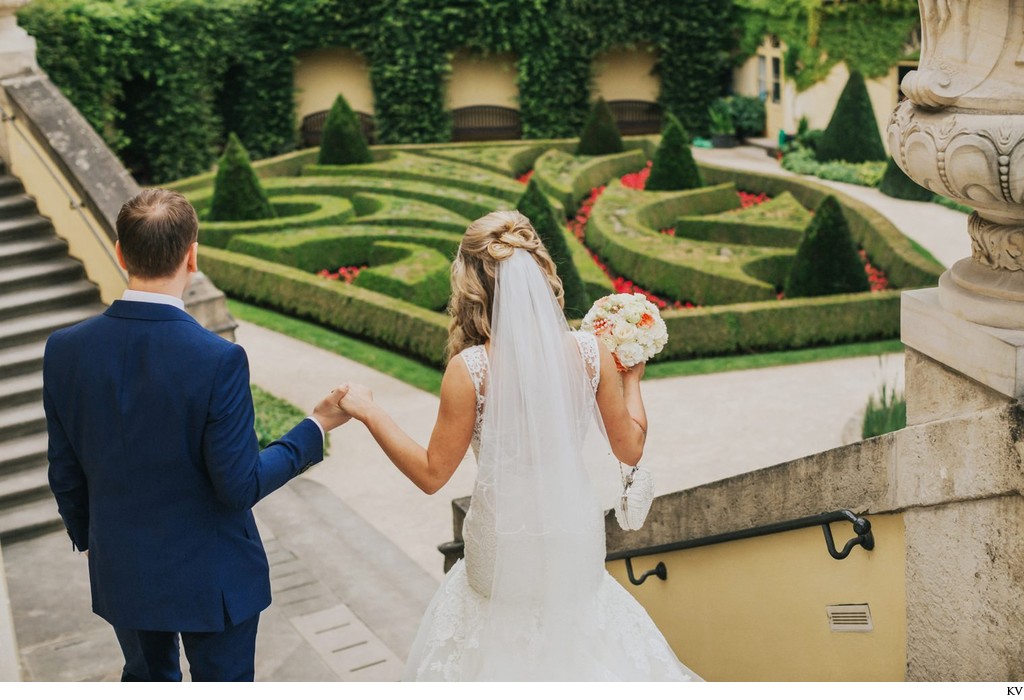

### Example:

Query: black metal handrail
xmin=607 ymin=509 xmax=875 ymax=586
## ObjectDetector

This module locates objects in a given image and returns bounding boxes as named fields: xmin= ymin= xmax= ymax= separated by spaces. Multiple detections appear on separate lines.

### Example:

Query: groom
xmin=43 ymin=188 xmax=350 ymax=681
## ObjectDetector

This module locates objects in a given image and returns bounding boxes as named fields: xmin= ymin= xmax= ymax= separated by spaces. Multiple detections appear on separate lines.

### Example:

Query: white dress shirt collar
xmin=121 ymin=289 xmax=186 ymax=311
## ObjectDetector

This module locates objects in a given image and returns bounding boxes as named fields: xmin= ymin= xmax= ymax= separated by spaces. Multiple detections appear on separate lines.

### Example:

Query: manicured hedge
xmin=350 ymin=193 xmax=469 ymax=233
xmin=697 ymin=163 xmax=944 ymax=289
xmin=199 ymin=246 xmax=450 ymax=366
xmin=226 ymin=226 xmax=462 ymax=273
xmin=674 ymin=191 xmax=809 ymax=248
xmin=657 ymin=291 xmax=902 ymax=361
xmin=533 ymin=149 xmax=649 ymax=216
xmin=355 ymin=242 xmax=451 ymax=311
xmin=198 ymin=194 xmax=355 ymax=249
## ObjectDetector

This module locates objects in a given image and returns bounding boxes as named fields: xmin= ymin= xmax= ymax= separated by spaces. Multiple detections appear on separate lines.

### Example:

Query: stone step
xmin=0 ymin=341 xmax=46 ymax=379
xmin=0 ymin=279 xmax=99 ymax=322
xmin=0 ymin=214 xmax=52 ymax=242
xmin=0 ymin=233 xmax=67 ymax=268
xmin=0 ymin=257 xmax=84 ymax=296
xmin=0 ymin=496 xmax=62 ymax=545
xmin=0 ymin=304 xmax=103 ymax=351
xmin=0 ymin=193 xmax=37 ymax=220
xmin=0 ymin=174 xmax=24 ymax=198
xmin=0 ymin=464 xmax=50 ymax=510
xmin=0 ymin=432 xmax=48 ymax=475
xmin=0 ymin=402 xmax=45 ymax=441
xmin=0 ymin=371 xmax=43 ymax=410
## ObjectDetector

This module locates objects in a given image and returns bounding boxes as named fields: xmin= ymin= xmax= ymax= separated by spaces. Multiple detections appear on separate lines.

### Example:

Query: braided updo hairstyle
xmin=446 ymin=210 xmax=565 ymax=361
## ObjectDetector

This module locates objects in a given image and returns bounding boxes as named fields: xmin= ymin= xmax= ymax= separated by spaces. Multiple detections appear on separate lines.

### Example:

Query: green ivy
xmin=734 ymin=1 xmax=919 ymax=91
xmin=21 ymin=0 xmax=740 ymax=183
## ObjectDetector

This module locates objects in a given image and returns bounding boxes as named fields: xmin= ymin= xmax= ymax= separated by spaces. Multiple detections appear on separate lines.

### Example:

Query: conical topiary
xmin=516 ymin=180 xmax=589 ymax=318
xmin=784 ymin=195 xmax=870 ymax=298
xmin=646 ymin=113 xmax=704 ymax=191
xmin=878 ymin=156 xmax=934 ymax=202
xmin=815 ymin=71 xmax=886 ymax=164
xmin=209 ymin=133 xmax=275 ymax=222
xmin=577 ymin=97 xmax=624 ymax=156
xmin=318 ymin=93 xmax=372 ymax=166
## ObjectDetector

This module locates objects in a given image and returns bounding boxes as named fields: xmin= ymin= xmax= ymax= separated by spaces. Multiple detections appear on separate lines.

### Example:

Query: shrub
xmin=726 ymin=96 xmax=766 ymax=138
xmin=815 ymin=71 xmax=886 ymax=164
xmin=209 ymin=133 xmax=275 ymax=222
xmin=577 ymin=97 xmax=624 ymax=156
xmin=318 ymin=94 xmax=373 ymax=166
xmin=878 ymin=157 xmax=934 ymax=202
xmin=708 ymin=100 xmax=735 ymax=136
xmin=861 ymin=376 xmax=906 ymax=439
xmin=785 ymin=195 xmax=870 ymax=298
xmin=252 ymin=385 xmax=328 ymax=452
xmin=517 ymin=179 xmax=590 ymax=318
xmin=646 ymin=114 xmax=704 ymax=192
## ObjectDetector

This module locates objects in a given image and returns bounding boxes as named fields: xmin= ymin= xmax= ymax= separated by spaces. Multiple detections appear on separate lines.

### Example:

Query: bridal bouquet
xmin=581 ymin=293 xmax=669 ymax=371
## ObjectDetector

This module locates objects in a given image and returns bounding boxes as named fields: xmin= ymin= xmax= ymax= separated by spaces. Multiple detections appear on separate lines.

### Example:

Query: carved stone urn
xmin=889 ymin=0 xmax=1024 ymax=329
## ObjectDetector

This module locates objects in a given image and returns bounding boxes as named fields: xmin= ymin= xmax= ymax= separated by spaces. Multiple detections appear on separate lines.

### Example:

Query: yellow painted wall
xmin=0 ymin=103 xmax=126 ymax=303
xmin=446 ymin=51 xmax=518 ymax=109
xmin=592 ymin=47 xmax=659 ymax=102
xmin=294 ymin=48 xmax=374 ymax=123
xmin=606 ymin=513 xmax=906 ymax=681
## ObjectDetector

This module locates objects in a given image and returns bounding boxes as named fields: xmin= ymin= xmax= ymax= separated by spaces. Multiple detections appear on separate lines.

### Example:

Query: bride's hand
xmin=338 ymin=383 xmax=375 ymax=423
xmin=623 ymin=360 xmax=646 ymax=383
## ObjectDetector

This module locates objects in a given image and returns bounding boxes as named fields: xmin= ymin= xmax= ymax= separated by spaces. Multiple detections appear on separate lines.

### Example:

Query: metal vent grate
xmin=826 ymin=603 xmax=873 ymax=632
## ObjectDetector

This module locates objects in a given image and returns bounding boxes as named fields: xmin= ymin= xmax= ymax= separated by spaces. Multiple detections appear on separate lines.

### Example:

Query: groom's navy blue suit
xmin=43 ymin=298 xmax=325 ymax=680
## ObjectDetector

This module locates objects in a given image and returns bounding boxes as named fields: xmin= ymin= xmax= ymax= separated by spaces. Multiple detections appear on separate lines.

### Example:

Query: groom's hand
xmin=338 ymin=383 xmax=375 ymax=424
xmin=312 ymin=385 xmax=352 ymax=432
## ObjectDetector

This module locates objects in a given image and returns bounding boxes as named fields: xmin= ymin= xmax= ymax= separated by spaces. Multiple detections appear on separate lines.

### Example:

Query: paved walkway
xmin=3 ymin=145 xmax=956 ymax=681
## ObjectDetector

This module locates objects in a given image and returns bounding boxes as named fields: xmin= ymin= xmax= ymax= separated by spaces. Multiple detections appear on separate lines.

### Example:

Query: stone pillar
xmin=888 ymin=0 xmax=1024 ymax=681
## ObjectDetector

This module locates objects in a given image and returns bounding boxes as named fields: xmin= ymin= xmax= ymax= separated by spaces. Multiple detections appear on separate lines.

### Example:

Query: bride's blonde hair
xmin=446 ymin=210 xmax=565 ymax=361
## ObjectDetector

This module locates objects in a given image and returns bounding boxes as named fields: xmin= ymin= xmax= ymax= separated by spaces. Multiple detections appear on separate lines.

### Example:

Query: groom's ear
xmin=186 ymin=241 xmax=198 ymax=274
xmin=115 ymin=240 xmax=129 ymax=273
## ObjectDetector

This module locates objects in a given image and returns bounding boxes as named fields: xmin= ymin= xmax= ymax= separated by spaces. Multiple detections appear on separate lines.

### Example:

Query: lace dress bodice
xmin=458 ymin=331 xmax=601 ymax=596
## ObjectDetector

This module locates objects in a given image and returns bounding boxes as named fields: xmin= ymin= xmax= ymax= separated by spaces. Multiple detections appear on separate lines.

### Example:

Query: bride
xmin=338 ymin=210 xmax=700 ymax=681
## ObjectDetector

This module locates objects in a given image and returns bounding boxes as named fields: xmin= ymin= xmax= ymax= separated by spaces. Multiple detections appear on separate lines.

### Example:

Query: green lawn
xmin=231 ymin=298 xmax=904 ymax=392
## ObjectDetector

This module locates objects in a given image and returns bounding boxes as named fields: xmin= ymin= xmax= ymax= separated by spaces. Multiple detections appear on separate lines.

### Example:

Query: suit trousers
xmin=114 ymin=613 xmax=260 ymax=682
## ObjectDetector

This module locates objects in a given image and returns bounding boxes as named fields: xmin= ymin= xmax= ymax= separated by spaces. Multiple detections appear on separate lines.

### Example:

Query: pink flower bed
xmin=317 ymin=265 xmax=366 ymax=283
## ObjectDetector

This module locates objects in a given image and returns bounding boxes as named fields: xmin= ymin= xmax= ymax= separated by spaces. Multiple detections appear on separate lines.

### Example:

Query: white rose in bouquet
xmin=581 ymin=293 xmax=669 ymax=371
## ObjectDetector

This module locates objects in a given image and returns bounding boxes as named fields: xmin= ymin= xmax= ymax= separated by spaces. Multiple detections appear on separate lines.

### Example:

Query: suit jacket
xmin=43 ymin=300 xmax=323 ymax=632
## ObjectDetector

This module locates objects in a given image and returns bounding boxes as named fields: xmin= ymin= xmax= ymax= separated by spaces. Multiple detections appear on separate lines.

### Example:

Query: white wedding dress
xmin=402 ymin=331 xmax=700 ymax=681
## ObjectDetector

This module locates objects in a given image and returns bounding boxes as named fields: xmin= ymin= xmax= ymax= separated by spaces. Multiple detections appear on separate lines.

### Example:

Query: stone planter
xmin=888 ymin=0 xmax=1024 ymax=330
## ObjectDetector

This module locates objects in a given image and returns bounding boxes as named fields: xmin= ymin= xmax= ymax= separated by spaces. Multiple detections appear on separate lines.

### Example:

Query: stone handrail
xmin=0 ymin=544 xmax=21 ymax=681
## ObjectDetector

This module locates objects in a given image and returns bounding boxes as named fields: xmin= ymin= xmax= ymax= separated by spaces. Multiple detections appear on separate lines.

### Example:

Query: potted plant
xmin=708 ymin=100 xmax=737 ymax=148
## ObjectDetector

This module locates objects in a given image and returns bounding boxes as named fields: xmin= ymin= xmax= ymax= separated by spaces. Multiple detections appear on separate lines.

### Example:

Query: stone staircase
xmin=0 ymin=162 xmax=104 ymax=544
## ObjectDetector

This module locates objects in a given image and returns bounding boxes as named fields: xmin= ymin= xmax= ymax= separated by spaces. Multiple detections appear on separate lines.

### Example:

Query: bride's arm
xmin=594 ymin=341 xmax=647 ymax=466
xmin=339 ymin=356 xmax=476 ymax=494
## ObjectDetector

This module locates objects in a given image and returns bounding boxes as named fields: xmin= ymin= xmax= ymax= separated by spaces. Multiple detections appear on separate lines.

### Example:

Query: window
xmin=758 ymin=56 xmax=768 ymax=102
xmin=771 ymin=57 xmax=781 ymax=104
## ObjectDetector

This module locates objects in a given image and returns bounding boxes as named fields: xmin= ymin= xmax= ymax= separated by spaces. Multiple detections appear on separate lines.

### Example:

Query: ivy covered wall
xmin=734 ymin=0 xmax=920 ymax=92
xmin=20 ymin=0 xmax=739 ymax=183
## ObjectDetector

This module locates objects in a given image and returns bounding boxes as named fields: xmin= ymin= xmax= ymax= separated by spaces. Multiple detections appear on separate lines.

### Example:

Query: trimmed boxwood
xmin=318 ymin=93 xmax=373 ymax=166
xmin=675 ymin=191 xmax=810 ymax=248
xmin=577 ymin=97 xmax=624 ymax=156
xmin=656 ymin=291 xmax=901 ymax=361
xmin=785 ymin=195 xmax=870 ymax=298
xmin=517 ymin=179 xmax=589 ymax=318
xmin=533 ymin=148 xmax=648 ymax=216
xmin=354 ymin=241 xmax=451 ymax=311
xmin=209 ymin=133 xmax=276 ymax=222
xmin=697 ymin=163 xmax=944 ymax=289
xmin=878 ymin=157 xmax=934 ymax=202
xmin=199 ymin=246 xmax=450 ymax=366
xmin=226 ymin=225 xmax=462 ymax=273
xmin=815 ymin=71 xmax=887 ymax=164
xmin=350 ymin=193 xmax=470 ymax=234
xmin=646 ymin=114 xmax=703 ymax=192
xmin=197 ymin=194 xmax=355 ymax=249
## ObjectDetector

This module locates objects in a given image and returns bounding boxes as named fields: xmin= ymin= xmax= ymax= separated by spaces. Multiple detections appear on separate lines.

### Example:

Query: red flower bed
xmin=858 ymin=249 xmax=890 ymax=292
xmin=738 ymin=191 xmax=770 ymax=209
xmin=517 ymin=169 xmax=534 ymax=184
xmin=318 ymin=265 xmax=366 ymax=283
xmin=620 ymin=161 xmax=651 ymax=190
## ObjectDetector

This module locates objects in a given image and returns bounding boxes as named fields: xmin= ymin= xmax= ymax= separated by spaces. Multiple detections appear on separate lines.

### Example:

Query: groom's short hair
xmin=116 ymin=188 xmax=199 ymax=279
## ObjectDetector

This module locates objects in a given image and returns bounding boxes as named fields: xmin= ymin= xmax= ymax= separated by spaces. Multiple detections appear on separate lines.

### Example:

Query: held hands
xmin=312 ymin=385 xmax=353 ymax=432
xmin=337 ymin=382 xmax=375 ymax=424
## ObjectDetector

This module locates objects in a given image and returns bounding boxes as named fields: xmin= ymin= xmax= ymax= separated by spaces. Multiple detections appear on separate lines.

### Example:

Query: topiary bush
xmin=726 ymin=95 xmax=766 ymax=139
xmin=577 ymin=97 xmax=624 ymax=157
xmin=318 ymin=94 xmax=373 ymax=166
xmin=815 ymin=71 xmax=887 ymax=164
xmin=878 ymin=157 xmax=934 ymax=202
xmin=646 ymin=114 xmax=704 ymax=191
xmin=785 ymin=195 xmax=870 ymax=298
xmin=209 ymin=133 xmax=276 ymax=222
xmin=516 ymin=179 xmax=590 ymax=318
